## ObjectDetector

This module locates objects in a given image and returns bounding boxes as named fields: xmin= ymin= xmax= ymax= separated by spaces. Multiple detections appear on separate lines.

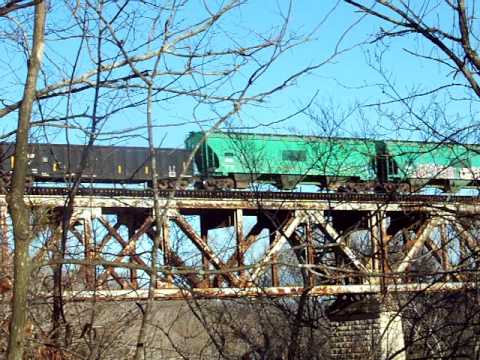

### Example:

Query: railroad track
xmin=11 ymin=186 xmax=480 ymax=203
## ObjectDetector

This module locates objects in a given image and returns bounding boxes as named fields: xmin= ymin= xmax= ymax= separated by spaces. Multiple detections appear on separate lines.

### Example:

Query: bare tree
xmin=341 ymin=0 xmax=480 ymax=140
xmin=325 ymin=1 xmax=480 ymax=358
xmin=0 ymin=1 xmax=349 ymax=358
xmin=5 ymin=1 xmax=46 ymax=359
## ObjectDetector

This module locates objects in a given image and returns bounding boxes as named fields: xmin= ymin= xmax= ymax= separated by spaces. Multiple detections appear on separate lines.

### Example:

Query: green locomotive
xmin=186 ymin=131 xmax=480 ymax=192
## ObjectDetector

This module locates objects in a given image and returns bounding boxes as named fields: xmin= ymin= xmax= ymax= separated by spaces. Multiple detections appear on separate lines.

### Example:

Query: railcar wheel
xmin=157 ymin=179 xmax=169 ymax=190
xmin=337 ymin=183 xmax=358 ymax=193
xmin=166 ymin=179 xmax=189 ymax=190
xmin=384 ymin=183 xmax=397 ymax=193
xmin=0 ymin=172 xmax=11 ymax=188
xmin=25 ymin=177 xmax=33 ymax=188
xmin=221 ymin=178 xmax=235 ymax=190
xmin=203 ymin=179 xmax=217 ymax=191
xmin=193 ymin=181 xmax=204 ymax=190
xmin=374 ymin=184 xmax=386 ymax=193
xmin=398 ymin=183 xmax=410 ymax=193
xmin=346 ymin=182 xmax=359 ymax=193
xmin=0 ymin=171 xmax=10 ymax=193
xmin=177 ymin=179 xmax=190 ymax=190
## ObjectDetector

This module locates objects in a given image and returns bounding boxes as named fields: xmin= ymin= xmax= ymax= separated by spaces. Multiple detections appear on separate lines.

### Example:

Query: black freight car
xmin=0 ymin=143 xmax=193 ymax=188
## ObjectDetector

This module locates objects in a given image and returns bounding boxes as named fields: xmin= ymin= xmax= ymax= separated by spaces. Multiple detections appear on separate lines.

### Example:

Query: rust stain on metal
xmin=61 ymin=282 xmax=478 ymax=302
xmin=0 ymin=188 xmax=479 ymax=300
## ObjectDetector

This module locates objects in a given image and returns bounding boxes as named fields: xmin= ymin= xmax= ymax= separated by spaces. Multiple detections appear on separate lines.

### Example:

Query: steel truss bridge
xmin=0 ymin=188 xmax=479 ymax=301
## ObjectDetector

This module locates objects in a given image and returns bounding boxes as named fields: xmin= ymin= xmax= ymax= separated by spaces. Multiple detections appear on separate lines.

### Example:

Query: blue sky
xmin=0 ymin=1 xmax=476 ymax=148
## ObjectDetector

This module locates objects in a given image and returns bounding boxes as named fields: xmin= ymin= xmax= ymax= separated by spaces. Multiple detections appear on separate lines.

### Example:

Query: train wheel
xmin=177 ymin=179 xmax=190 ymax=190
xmin=203 ymin=179 xmax=217 ymax=191
xmin=158 ymin=179 xmax=169 ymax=190
xmin=0 ymin=172 xmax=11 ymax=188
xmin=221 ymin=178 xmax=235 ymax=190
xmin=25 ymin=177 xmax=33 ymax=188
xmin=384 ymin=183 xmax=397 ymax=193
xmin=0 ymin=172 xmax=9 ymax=194
xmin=398 ymin=183 xmax=410 ymax=193
xmin=338 ymin=183 xmax=358 ymax=193
xmin=374 ymin=183 xmax=386 ymax=193
xmin=345 ymin=182 xmax=359 ymax=193
xmin=193 ymin=181 xmax=204 ymax=190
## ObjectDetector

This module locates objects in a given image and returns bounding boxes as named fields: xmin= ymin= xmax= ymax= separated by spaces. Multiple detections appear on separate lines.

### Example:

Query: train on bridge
xmin=0 ymin=131 xmax=478 ymax=192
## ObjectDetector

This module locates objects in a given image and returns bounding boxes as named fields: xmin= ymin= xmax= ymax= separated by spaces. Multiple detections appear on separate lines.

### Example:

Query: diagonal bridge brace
xmin=96 ymin=216 xmax=151 ymax=288
xmin=249 ymin=212 xmax=303 ymax=284
xmin=312 ymin=211 xmax=369 ymax=274
xmin=395 ymin=218 xmax=439 ymax=273
xmin=171 ymin=211 xmax=241 ymax=287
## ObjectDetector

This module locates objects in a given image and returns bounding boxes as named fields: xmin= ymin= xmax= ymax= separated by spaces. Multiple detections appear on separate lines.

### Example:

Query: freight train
xmin=0 ymin=132 xmax=478 ymax=192
xmin=185 ymin=132 xmax=479 ymax=192
xmin=0 ymin=142 xmax=192 ymax=189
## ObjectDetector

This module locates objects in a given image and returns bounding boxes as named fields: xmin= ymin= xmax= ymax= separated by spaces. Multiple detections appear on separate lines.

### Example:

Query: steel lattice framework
xmin=0 ymin=188 xmax=479 ymax=300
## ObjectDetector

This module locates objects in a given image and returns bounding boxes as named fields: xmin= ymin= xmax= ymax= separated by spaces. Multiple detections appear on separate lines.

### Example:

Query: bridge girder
xmin=0 ymin=191 xmax=478 ymax=300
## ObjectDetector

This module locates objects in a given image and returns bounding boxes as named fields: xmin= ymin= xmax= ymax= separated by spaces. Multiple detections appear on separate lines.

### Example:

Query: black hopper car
xmin=0 ymin=143 xmax=193 ymax=188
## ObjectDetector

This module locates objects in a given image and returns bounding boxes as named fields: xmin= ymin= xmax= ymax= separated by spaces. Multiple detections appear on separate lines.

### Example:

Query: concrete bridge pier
xmin=328 ymin=298 xmax=406 ymax=360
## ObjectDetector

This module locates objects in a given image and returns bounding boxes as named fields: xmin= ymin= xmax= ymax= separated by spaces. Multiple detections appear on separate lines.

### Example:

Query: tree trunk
xmin=6 ymin=2 xmax=46 ymax=359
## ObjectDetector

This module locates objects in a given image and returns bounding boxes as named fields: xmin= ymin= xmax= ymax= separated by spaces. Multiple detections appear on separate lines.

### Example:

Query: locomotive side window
xmin=282 ymin=150 xmax=306 ymax=162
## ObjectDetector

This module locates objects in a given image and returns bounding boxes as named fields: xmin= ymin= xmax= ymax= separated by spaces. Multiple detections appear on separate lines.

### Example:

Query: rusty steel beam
xmin=96 ymin=221 xmax=121 ymax=253
xmin=369 ymin=211 xmax=389 ymax=273
xmin=440 ymin=223 xmax=452 ymax=276
xmin=101 ymin=267 xmax=132 ymax=290
xmin=269 ymin=229 xmax=280 ymax=287
xmin=4 ymin=193 xmax=480 ymax=214
xmin=144 ymin=229 xmax=203 ymax=287
xmin=315 ymin=213 xmax=369 ymax=273
xmin=62 ymin=281 xmax=480 ymax=302
xmin=172 ymin=212 xmax=241 ymax=287
xmin=97 ymin=216 xmax=149 ymax=267
xmin=82 ymin=216 xmax=95 ymax=289
xmin=200 ymin=216 xmax=211 ymax=287
xmin=1 ymin=190 xmax=479 ymax=300
xmin=235 ymin=209 xmax=244 ymax=269
xmin=305 ymin=222 xmax=315 ymax=287
xmin=396 ymin=219 xmax=438 ymax=273
xmin=423 ymin=238 xmax=461 ymax=282
xmin=453 ymin=223 xmax=480 ymax=253
xmin=225 ymin=220 xmax=265 ymax=270
xmin=96 ymin=216 xmax=151 ymax=287
xmin=250 ymin=212 xmax=302 ymax=284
